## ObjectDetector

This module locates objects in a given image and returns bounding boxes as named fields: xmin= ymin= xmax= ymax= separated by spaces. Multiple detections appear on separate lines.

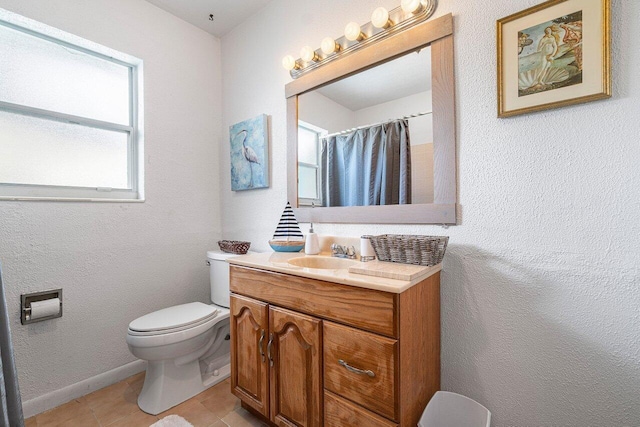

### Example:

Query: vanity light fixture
xmin=281 ymin=0 xmax=437 ymax=77
xmin=371 ymin=7 xmax=393 ymax=29
xmin=320 ymin=37 xmax=341 ymax=55
xmin=344 ymin=21 xmax=366 ymax=42
xmin=401 ymin=0 xmax=424 ymax=14
xmin=300 ymin=46 xmax=319 ymax=63
xmin=282 ymin=55 xmax=300 ymax=71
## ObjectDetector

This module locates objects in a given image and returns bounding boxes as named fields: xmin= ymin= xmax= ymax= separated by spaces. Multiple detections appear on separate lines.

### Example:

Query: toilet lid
xmin=128 ymin=302 xmax=218 ymax=333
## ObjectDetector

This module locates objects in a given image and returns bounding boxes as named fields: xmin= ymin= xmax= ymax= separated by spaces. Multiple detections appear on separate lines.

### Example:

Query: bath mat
xmin=150 ymin=415 xmax=194 ymax=427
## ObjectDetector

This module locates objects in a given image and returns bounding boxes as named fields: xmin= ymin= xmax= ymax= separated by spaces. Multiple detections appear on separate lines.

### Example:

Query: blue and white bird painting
xmin=230 ymin=114 xmax=269 ymax=191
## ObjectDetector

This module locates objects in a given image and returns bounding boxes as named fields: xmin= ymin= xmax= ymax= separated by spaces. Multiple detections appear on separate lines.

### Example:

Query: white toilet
xmin=126 ymin=250 xmax=243 ymax=415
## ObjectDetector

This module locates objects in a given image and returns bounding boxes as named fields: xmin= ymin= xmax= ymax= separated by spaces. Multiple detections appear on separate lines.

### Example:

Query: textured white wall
xmin=0 ymin=0 xmax=222 ymax=403
xmin=220 ymin=0 xmax=640 ymax=425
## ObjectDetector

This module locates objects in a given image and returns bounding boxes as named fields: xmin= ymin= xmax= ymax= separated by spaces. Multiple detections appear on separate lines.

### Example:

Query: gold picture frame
xmin=497 ymin=0 xmax=610 ymax=118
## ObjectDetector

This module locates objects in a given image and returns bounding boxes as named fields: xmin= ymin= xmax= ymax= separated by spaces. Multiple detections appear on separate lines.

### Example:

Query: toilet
xmin=126 ymin=250 xmax=244 ymax=415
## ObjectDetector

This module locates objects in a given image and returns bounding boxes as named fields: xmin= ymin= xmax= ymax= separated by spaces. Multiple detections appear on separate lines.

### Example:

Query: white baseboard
xmin=22 ymin=359 xmax=146 ymax=418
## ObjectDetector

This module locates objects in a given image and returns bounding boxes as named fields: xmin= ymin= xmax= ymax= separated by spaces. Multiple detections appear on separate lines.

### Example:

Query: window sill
xmin=0 ymin=196 xmax=145 ymax=203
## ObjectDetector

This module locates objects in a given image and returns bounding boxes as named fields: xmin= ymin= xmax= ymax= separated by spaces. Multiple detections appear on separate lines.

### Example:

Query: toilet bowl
xmin=126 ymin=250 xmax=247 ymax=415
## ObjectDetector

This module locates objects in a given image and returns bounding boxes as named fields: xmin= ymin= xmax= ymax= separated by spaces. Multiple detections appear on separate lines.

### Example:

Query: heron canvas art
xmin=229 ymin=114 xmax=269 ymax=191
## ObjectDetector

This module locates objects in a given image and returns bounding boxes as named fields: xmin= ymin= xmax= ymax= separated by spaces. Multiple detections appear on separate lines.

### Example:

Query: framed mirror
xmin=286 ymin=13 xmax=456 ymax=224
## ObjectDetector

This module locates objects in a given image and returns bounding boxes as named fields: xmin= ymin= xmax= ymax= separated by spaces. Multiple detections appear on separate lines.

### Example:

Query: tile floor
xmin=25 ymin=373 xmax=268 ymax=427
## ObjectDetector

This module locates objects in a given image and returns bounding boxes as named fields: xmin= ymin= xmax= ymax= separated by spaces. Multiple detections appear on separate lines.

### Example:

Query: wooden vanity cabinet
xmin=229 ymin=265 xmax=440 ymax=427
xmin=229 ymin=294 xmax=269 ymax=417
xmin=269 ymin=306 xmax=323 ymax=426
xmin=231 ymin=294 xmax=323 ymax=427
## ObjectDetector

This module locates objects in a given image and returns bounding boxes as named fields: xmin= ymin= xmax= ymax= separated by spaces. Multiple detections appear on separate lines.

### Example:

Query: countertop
xmin=227 ymin=251 xmax=441 ymax=294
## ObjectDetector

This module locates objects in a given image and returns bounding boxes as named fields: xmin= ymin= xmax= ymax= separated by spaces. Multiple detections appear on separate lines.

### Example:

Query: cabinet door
xmin=230 ymin=294 xmax=269 ymax=418
xmin=268 ymin=306 xmax=322 ymax=427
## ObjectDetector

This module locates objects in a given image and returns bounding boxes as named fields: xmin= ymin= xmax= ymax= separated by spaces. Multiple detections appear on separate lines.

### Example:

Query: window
xmin=297 ymin=121 xmax=325 ymax=207
xmin=0 ymin=9 xmax=143 ymax=201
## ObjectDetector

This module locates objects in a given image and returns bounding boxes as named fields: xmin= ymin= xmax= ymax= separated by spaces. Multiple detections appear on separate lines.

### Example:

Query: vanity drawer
xmin=324 ymin=321 xmax=398 ymax=421
xmin=324 ymin=391 xmax=398 ymax=427
xmin=230 ymin=266 xmax=397 ymax=337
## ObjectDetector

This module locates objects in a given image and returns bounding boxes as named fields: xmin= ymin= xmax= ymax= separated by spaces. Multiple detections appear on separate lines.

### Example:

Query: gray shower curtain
xmin=0 ymin=262 xmax=24 ymax=427
xmin=321 ymin=119 xmax=412 ymax=207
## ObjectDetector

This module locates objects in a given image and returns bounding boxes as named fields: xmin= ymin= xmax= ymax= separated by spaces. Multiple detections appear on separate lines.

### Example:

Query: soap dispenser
xmin=305 ymin=223 xmax=320 ymax=255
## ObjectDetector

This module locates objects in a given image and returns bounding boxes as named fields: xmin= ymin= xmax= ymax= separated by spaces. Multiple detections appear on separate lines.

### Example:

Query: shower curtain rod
xmin=322 ymin=111 xmax=432 ymax=139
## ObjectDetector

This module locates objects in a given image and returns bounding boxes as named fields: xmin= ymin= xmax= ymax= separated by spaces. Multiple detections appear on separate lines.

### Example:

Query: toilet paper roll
xmin=360 ymin=236 xmax=376 ymax=258
xmin=29 ymin=298 xmax=61 ymax=320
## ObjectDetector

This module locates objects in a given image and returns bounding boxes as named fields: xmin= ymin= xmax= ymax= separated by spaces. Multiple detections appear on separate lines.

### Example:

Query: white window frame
xmin=0 ymin=9 xmax=144 ymax=202
xmin=297 ymin=120 xmax=325 ymax=207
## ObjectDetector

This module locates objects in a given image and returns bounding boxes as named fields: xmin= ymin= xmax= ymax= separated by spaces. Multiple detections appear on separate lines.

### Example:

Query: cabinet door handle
xmin=338 ymin=359 xmax=375 ymax=378
xmin=258 ymin=329 xmax=266 ymax=363
xmin=267 ymin=333 xmax=274 ymax=367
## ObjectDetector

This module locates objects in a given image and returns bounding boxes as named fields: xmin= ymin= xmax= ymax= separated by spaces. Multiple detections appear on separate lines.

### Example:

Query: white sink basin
xmin=287 ymin=256 xmax=357 ymax=270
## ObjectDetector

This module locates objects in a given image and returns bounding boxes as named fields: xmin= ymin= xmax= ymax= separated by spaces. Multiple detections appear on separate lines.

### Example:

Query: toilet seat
xmin=126 ymin=306 xmax=230 ymax=349
xmin=128 ymin=302 xmax=218 ymax=336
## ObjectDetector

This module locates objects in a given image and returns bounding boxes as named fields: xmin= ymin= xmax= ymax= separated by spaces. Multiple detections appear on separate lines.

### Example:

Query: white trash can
xmin=418 ymin=391 xmax=491 ymax=427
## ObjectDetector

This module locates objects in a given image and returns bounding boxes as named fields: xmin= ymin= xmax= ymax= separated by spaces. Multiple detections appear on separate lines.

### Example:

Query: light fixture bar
xmin=287 ymin=0 xmax=437 ymax=79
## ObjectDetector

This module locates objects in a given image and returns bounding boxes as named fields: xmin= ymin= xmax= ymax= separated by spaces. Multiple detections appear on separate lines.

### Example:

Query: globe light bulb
xmin=345 ymin=21 xmax=365 ymax=42
xmin=282 ymin=55 xmax=299 ymax=71
xmin=401 ymin=0 xmax=424 ymax=14
xmin=300 ymin=46 xmax=318 ymax=62
xmin=371 ymin=7 xmax=393 ymax=29
xmin=321 ymin=37 xmax=340 ymax=55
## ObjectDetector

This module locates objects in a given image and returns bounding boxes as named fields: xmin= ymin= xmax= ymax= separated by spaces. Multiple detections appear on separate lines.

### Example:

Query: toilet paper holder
xmin=21 ymin=289 xmax=63 ymax=325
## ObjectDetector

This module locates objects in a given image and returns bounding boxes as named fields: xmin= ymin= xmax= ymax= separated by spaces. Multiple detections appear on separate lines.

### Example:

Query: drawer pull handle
xmin=338 ymin=359 xmax=375 ymax=378
xmin=259 ymin=329 xmax=266 ymax=363
xmin=267 ymin=333 xmax=274 ymax=367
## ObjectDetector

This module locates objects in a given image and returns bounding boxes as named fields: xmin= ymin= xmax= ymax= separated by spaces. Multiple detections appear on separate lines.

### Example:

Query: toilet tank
xmin=206 ymin=250 xmax=252 ymax=308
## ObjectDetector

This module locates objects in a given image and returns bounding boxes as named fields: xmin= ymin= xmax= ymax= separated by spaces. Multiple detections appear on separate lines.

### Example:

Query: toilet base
xmin=137 ymin=359 xmax=230 ymax=415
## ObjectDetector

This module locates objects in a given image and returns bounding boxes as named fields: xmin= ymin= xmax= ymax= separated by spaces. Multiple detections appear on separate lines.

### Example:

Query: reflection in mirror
xmin=297 ymin=47 xmax=432 ymax=208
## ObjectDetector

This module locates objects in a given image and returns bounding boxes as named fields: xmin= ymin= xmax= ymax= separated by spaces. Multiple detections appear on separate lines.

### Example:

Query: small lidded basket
xmin=217 ymin=240 xmax=251 ymax=255
xmin=368 ymin=235 xmax=448 ymax=266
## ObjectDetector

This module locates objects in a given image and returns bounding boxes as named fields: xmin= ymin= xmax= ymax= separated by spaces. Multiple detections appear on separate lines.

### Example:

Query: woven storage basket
xmin=369 ymin=235 xmax=448 ymax=266
xmin=218 ymin=240 xmax=251 ymax=255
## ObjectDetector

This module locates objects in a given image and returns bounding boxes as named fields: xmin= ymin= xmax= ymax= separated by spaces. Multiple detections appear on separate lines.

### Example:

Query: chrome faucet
xmin=330 ymin=243 xmax=357 ymax=259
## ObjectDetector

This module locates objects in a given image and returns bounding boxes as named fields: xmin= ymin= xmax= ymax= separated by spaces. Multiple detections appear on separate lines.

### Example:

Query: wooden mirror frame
xmin=286 ymin=13 xmax=456 ymax=224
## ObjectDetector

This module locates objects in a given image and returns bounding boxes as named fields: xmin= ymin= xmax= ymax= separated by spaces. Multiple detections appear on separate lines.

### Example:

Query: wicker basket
xmin=369 ymin=235 xmax=448 ymax=266
xmin=218 ymin=240 xmax=251 ymax=255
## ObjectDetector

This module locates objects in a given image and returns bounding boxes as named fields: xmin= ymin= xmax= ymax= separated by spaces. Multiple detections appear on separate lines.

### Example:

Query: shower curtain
xmin=0 ymin=262 xmax=24 ymax=427
xmin=321 ymin=119 xmax=412 ymax=207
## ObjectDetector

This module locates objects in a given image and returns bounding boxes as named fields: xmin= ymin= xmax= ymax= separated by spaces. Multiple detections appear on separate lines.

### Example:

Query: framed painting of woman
xmin=497 ymin=0 xmax=610 ymax=117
